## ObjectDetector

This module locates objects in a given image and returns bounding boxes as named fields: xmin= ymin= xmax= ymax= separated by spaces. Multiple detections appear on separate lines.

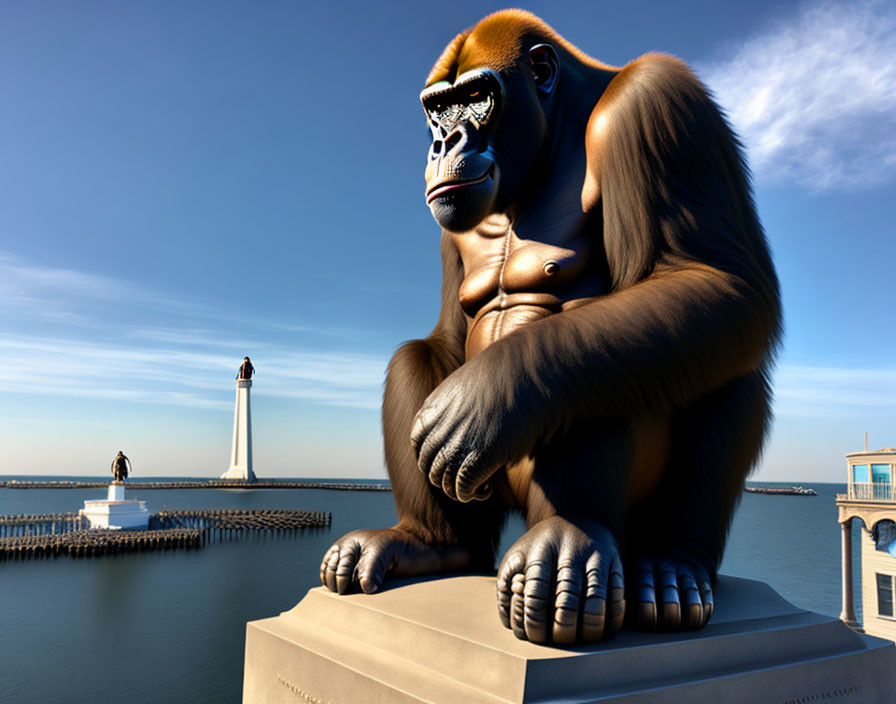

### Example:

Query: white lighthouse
xmin=221 ymin=357 xmax=257 ymax=482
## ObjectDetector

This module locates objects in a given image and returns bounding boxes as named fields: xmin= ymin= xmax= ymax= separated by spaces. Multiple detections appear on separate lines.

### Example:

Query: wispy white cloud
xmin=126 ymin=328 xmax=260 ymax=348
xmin=774 ymin=363 xmax=896 ymax=416
xmin=0 ymin=253 xmax=207 ymax=318
xmin=0 ymin=252 xmax=365 ymax=340
xmin=699 ymin=0 xmax=896 ymax=191
xmin=0 ymin=336 xmax=386 ymax=410
xmin=0 ymin=253 xmax=388 ymax=411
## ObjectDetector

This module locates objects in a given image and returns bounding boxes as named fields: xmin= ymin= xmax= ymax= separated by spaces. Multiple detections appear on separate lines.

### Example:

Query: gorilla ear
xmin=529 ymin=44 xmax=559 ymax=95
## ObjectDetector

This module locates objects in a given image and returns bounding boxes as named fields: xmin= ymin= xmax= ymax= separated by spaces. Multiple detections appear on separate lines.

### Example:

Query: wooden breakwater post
xmin=150 ymin=509 xmax=332 ymax=541
xmin=0 ymin=529 xmax=203 ymax=561
xmin=0 ymin=512 xmax=87 ymax=538
xmin=0 ymin=509 xmax=331 ymax=561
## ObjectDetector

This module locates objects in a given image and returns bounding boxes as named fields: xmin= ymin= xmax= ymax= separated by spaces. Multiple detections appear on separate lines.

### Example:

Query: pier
xmin=0 ymin=509 xmax=331 ymax=561
xmin=151 ymin=508 xmax=332 ymax=533
xmin=0 ymin=512 xmax=88 ymax=536
xmin=0 ymin=479 xmax=390 ymax=491
xmin=0 ymin=529 xmax=203 ymax=560
xmin=744 ymin=485 xmax=817 ymax=496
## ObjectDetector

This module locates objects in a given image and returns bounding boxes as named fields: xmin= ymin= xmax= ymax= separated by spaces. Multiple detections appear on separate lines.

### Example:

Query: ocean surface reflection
xmin=0 ymin=480 xmax=855 ymax=703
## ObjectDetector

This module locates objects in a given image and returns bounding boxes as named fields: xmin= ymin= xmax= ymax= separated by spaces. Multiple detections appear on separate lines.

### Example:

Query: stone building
xmin=837 ymin=447 xmax=896 ymax=641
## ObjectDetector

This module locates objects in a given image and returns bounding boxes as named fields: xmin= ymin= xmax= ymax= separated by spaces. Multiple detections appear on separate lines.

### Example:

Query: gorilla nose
xmin=442 ymin=123 xmax=480 ymax=158
xmin=444 ymin=129 xmax=463 ymax=152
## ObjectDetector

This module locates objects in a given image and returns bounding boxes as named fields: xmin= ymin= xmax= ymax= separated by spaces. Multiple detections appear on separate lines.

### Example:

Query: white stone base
xmin=244 ymin=574 xmax=896 ymax=703
xmin=221 ymin=466 xmax=256 ymax=482
xmin=80 ymin=483 xmax=150 ymax=530
xmin=107 ymin=482 xmax=126 ymax=501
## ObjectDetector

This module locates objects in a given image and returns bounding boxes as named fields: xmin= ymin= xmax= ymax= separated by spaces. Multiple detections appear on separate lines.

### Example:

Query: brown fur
xmin=390 ymin=10 xmax=780 ymax=577
xmin=320 ymin=11 xmax=780 ymax=640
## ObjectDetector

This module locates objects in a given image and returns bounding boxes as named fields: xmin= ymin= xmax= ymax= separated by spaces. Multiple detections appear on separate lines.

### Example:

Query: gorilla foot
xmin=628 ymin=556 xmax=713 ymax=630
xmin=496 ymin=516 xmax=624 ymax=645
xmin=319 ymin=527 xmax=472 ymax=595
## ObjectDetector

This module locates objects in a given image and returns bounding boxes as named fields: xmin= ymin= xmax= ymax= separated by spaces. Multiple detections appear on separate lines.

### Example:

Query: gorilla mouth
xmin=426 ymin=168 xmax=493 ymax=204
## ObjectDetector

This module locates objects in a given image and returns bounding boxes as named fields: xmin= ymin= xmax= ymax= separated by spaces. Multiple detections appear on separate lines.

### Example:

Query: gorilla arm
xmin=412 ymin=55 xmax=781 ymax=502
xmin=384 ymin=230 xmax=473 ymax=535
xmin=413 ymin=264 xmax=775 ymax=498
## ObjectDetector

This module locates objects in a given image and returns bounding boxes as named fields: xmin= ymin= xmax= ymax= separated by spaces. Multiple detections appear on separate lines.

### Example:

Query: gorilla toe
xmin=629 ymin=556 xmax=713 ymax=631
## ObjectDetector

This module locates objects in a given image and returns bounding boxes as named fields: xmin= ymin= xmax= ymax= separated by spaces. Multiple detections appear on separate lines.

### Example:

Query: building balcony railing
xmin=847 ymin=482 xmax=896 ymax=501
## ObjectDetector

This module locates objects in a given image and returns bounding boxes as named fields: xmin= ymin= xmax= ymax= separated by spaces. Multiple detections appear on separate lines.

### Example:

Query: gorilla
xmin=320 ymin=9 xmax=780 ymax=645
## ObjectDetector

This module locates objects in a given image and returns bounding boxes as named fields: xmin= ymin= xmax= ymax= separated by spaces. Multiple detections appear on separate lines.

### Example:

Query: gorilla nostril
xmin=430 ymin=140 xmax=444 ymax=159
xmin=444 ymin=131 xmax=462 ymax=152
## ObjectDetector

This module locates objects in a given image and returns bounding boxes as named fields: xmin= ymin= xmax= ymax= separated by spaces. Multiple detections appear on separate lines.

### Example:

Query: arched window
xmin=873 ymin=520 xmax=896 ymax=554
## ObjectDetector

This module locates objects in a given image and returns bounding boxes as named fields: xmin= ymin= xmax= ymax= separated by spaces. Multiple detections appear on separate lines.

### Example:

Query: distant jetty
xmin=0 ymin=479 xmax=391 ymax=491
xmin=745 ymin=485 xmax=818 ymax=496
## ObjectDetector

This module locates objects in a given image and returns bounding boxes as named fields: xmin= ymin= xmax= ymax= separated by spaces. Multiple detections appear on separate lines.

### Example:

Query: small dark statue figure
xmin=321 ymin=10 xmax=780 ymax=645
xmin=111 ymin=451 xmax=130 ymax=483
xmin=237 ymin=356 xmax=254 ymax=380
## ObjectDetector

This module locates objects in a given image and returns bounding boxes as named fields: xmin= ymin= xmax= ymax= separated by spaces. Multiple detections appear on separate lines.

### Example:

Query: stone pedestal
xmin=79 ymin=482 xmax=150 ymax=530
xmin=244 ymin=574 xmax=896 ymax=703
xmin=222 ymin=378 xmax=256 ymax=481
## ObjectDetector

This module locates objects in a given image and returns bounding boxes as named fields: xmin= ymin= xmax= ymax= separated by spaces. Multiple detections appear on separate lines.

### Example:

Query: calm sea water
xmin=0 ymin=479 xmax=855 ymax=703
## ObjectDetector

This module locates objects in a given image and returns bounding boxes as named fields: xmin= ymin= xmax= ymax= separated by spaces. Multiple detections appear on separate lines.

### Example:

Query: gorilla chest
xmin=453 ymin=214 xmax=605 ymax=358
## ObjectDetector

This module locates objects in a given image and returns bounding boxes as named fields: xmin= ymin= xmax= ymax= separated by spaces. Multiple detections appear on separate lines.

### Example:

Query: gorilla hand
xmin=497 ymin=516 xmax=625 ymax=644
xmin=629 ymin=555 xmax=714 ymax=630
xmin=410 ymin=355 xmax=539 ymax=502
xmin=320 ymin=527 xmax=473 ymax=594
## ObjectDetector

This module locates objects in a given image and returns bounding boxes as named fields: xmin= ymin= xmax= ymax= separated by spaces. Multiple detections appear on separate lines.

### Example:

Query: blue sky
xmin=1 ymin=0 xmax=894 ymax=481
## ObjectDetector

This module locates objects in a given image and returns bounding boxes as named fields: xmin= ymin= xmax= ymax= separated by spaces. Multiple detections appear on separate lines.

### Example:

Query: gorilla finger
xmin=510 ymin=572 xmax=527 ymax=640
xmin=319 ymin=545 xmax=338 ymax=588
xmin=606 ymin=554 xmax=626 ymax=636
xmin=324 ymin=546 xmax=341 ymax=593
xmin=582 ymin=597 xmax=607 ymax=643
xmin=417 ymin=425 xmax=451 ymax=478
xmin=427 ymin=446 xmax=450 ymax=490
xmin=523 ymin=559 xmax=553 ymax=643
xmin=335 ymin=541 xmax=363 ymax=595
xmin=698 ymin=580 xmax=714 ymax=627
xmin=582 ymin=552 xmax=607 ymax=642
xmin=658 ymin=561 xmax=679 ymax=603
xmin=636 ymin=561 xmax=657 ymax=629
xmin=678 ymin=571 xmax=702 ymax=629
xmin=551 ymin=560 xmax=584 ymax=645
xmin=410 ymin=415 xmax=424 ymax=456
xmin=658 ymin=563 xmax=681 ymax=628
xmin=497 ymin=551 xmax=526 ymax=629
xmin=441 ymin=461 xmax=459 ymax=500
xmin=355 ymin=545 xmax=395 ymax=594
xmin=455 ymin=451 xmax=489 ymax=503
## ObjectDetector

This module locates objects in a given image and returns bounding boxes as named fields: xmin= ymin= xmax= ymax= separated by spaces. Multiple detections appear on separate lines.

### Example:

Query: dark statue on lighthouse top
xmin=237 ymin=356 xmax=255 ymax=381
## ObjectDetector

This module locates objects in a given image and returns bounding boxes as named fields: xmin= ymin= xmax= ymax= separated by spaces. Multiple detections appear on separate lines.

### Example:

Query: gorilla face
xmin=421 ymin=68 xmax=505 ymax=233
xmin=421 ymin=46 xmax=560 ymax=233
